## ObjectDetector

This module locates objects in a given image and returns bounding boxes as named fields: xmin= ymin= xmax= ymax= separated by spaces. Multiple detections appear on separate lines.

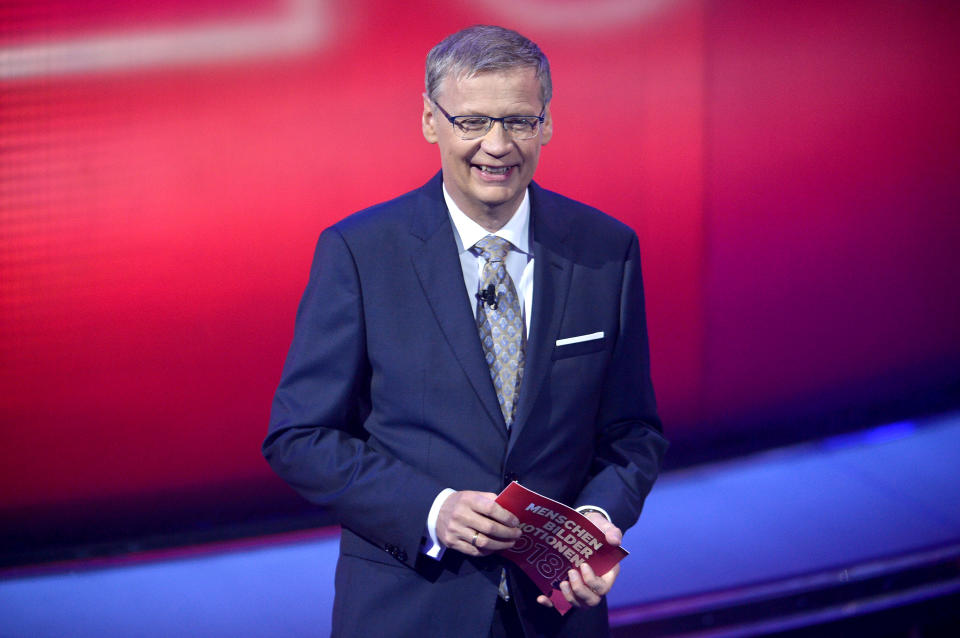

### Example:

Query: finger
xmin=479 ymin=521 xmax=522 ymax=541
xmin=586 ymin=561 xmax=621 ymax=587
xmin=449 ymin=522 xmax=520 ymax=556
xmin=536 ymin=594 xmax=554 ymax=608
xmin=567 ymin=569 xmax=602 ymax=606
xmin=585 ymin=562 xmax=621 ymax=600
xmin=442 ymin=519 xmax=488 ymax=556
xmin=450 ymin=517 xmax=520 ymax=545
xmin=578 ymin=563 xmax=608 ymax=598
xmin=451 ymin=494 xmax=520 ymax=538
xmin=461 ymin=514 xmax=522 ymax=543
xmin=453 ymin=531 xmax=483 ymax=557
xmin=460 ymin=492 xmax=518 ymax=524
xmin=582 ymin=511 xmax=622 ymax=546
xmin=468 ymin=494 xmax=520 ymax=528
xmin=469 ymin=530 xmax=518 ymax=555
xmin=558 ymin=579 xmax=580 ymax=608
xmin=437 ymin=493 xmax=512 ymax=550
xmin=602 ymin=524 xmax=623 ymax=546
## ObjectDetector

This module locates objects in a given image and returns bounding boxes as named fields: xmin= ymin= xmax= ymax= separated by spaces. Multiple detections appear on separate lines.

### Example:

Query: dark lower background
xmin=3 ymin=413 xmax=958 ymax=637
xmin=1 ymin=0 xmax=958 ymax=576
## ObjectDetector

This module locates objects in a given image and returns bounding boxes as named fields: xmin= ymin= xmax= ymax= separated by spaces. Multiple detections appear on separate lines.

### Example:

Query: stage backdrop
xmin=2 ymin=0 xmax=958 ymax=560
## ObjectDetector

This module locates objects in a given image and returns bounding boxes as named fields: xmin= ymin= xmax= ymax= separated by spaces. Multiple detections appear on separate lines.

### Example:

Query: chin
xmin=475 ymin=191 xmax=518 ymax=208
xmin=473 ymin=181 xmax=519 ymax=197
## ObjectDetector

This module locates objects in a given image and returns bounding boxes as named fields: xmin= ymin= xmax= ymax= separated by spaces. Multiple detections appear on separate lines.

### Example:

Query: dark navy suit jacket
xmin=264 ymin=173 xmax=667 ymax=638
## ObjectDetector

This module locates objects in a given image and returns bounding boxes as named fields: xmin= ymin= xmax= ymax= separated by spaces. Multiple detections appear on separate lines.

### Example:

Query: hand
xmin=536 ymin=511 xmax=622 ymax=608
xmin=436 ymin=490 xmax=521 ymax=557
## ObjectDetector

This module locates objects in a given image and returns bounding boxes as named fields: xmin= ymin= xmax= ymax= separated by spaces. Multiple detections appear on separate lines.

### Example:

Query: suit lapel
xmin=409 ymin=176 xmax=508 ymax=439
xmin=509 ymin=184 xmax=574 ymax=450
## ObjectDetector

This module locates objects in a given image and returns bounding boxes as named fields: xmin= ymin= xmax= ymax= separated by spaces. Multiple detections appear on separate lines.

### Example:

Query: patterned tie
xmin=474 ymin=235 xmax=525 ymax=428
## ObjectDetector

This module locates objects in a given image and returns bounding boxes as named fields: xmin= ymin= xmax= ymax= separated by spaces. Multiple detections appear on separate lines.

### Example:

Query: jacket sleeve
xmin=263 ymin=227 xmax=447 ymax=566
xmin=573 ymin=234 xmax=668 ymax=530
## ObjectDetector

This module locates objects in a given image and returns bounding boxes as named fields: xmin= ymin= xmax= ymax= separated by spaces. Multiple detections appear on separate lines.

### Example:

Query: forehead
xmin=437 ymin=67 xmax=542 ymax=113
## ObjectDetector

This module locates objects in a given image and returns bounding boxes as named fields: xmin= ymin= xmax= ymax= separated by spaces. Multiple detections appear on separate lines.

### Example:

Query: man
xmin=264 ymin=25 xmax=667 ymax=638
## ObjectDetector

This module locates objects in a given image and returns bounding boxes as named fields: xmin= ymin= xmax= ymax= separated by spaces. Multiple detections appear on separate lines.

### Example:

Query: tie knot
xmin=475 ymin=235 xmax=511 ymax=263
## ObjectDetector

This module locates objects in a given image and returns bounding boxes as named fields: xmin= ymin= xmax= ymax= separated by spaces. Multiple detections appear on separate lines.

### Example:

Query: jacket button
xmin=397 ymin=550 xmax=408 ymax=562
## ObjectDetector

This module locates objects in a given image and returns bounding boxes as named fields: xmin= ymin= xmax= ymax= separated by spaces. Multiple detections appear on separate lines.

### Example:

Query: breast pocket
xmin=552 ymin=332 xmax=606 ymax=360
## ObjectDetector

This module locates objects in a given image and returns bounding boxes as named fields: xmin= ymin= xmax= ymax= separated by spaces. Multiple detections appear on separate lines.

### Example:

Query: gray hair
xmin=425 ymin=25 xmax=552 ymax=106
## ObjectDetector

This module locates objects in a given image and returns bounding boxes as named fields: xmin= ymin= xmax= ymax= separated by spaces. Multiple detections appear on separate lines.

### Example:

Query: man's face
xmin=422 ymin=67 xmax=552 ymax=228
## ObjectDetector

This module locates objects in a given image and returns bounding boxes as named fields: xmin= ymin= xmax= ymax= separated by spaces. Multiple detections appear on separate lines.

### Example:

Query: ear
xmin=539 ymin=104 xmax=553 ymax=145
xmin=422 ymin=94 xmax=438 ymax=144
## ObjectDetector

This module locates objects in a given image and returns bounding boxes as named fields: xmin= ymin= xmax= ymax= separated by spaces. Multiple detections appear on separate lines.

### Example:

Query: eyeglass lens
xmin=454 ymin=117 xmax=540 ymax=140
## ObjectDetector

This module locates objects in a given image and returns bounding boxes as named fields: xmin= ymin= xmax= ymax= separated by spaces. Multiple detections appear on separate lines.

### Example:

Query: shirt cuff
xmin=421 ymin=488 xmax=456 ymax=560
xmin=575 ymin=504 xmax=612 ymax=523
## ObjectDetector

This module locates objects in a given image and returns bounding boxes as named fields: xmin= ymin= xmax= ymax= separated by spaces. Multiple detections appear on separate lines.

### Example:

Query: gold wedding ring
xmin=471 ymin=531 xmax=480 ymax=547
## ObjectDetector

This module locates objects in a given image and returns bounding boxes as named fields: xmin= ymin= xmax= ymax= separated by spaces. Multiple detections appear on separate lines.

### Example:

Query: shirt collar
xmin=443 ymin=184 xmax=531 ymax=256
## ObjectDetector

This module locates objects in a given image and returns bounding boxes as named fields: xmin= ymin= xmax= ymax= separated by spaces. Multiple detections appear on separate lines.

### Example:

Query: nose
xmin=479 ymin=120 xmax=513 ymax=156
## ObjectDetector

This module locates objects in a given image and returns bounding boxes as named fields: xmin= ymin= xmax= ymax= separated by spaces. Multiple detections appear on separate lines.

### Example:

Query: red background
xmin=1 ymin=1 xmax=958 ymax=534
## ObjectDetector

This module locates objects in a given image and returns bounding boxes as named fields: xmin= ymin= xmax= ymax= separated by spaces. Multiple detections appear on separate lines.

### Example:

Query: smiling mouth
xmin=476 ymin=165 xmax=512 ymax=175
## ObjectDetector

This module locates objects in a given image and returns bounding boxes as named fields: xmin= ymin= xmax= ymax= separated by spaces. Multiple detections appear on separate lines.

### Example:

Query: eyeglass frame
xmin=430 ymin=99 xmax=547 ymax=140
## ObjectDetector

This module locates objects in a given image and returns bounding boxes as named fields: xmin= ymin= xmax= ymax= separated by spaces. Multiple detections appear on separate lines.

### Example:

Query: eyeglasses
xmin=432 ymin=100 xmax=545 ymax=141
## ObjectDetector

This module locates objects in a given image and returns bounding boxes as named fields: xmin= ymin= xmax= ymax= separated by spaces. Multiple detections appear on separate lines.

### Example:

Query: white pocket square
xmin=555 ymin=331 xmax=604 ymax=347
